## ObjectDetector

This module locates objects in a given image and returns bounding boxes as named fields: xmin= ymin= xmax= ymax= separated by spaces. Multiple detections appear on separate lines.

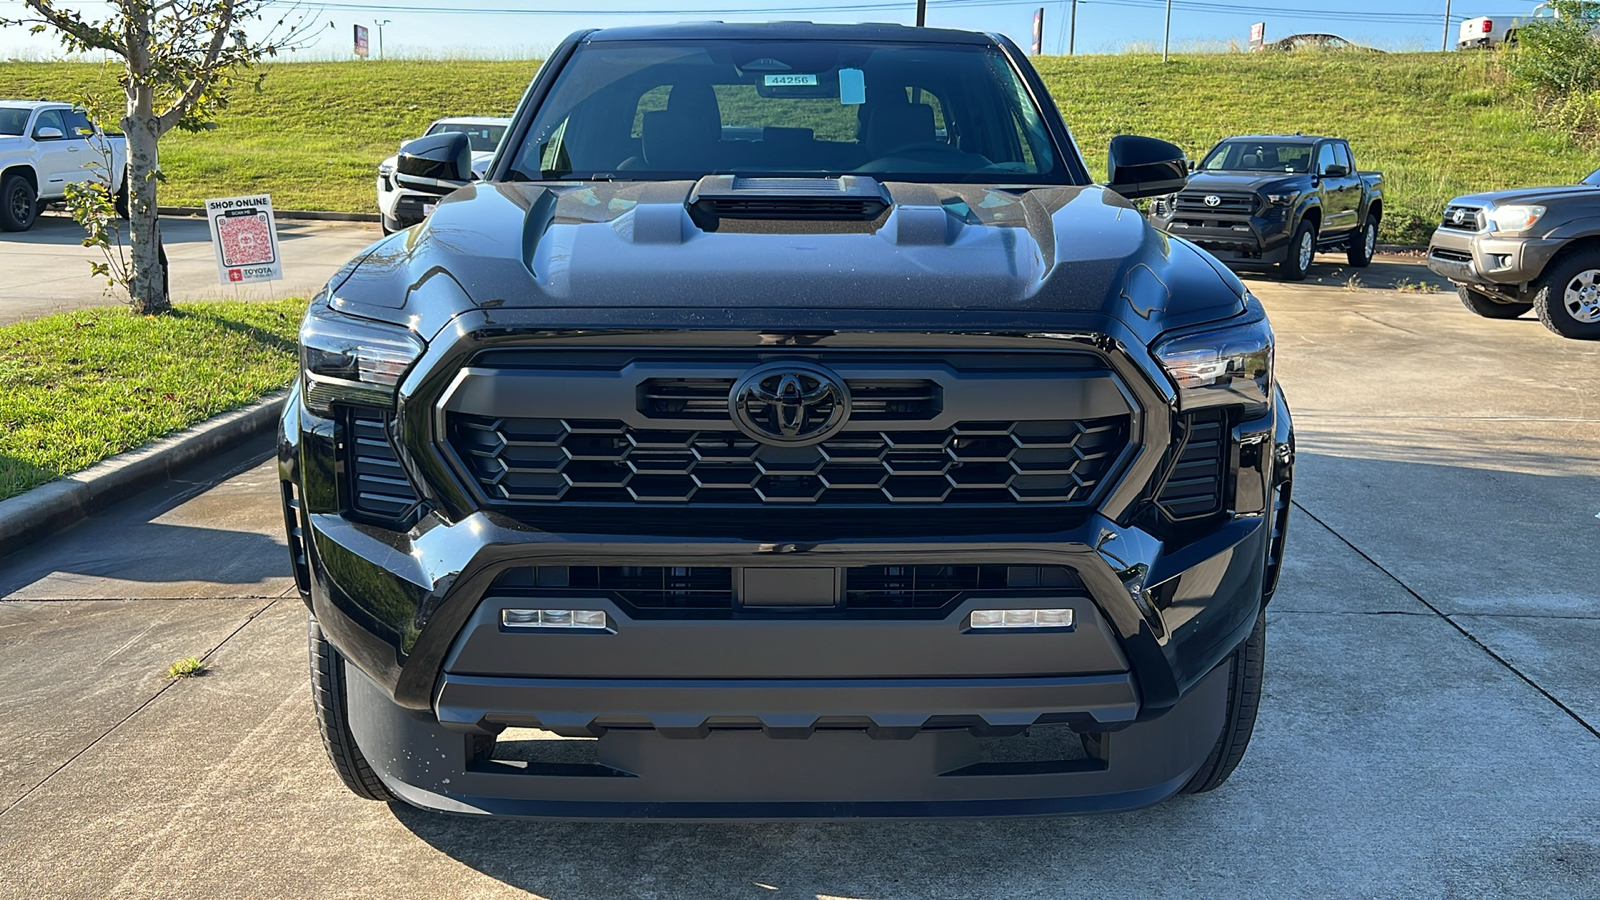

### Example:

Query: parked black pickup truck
xmin=1150 ymin=134 xmax=1384 ymax=280
xmin=282 ymin=22 xmax=1294 ymax=820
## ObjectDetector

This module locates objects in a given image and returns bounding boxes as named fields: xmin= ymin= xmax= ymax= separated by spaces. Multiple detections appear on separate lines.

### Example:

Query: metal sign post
xmin=1162 ymin=0 xmax=1173 ymax=62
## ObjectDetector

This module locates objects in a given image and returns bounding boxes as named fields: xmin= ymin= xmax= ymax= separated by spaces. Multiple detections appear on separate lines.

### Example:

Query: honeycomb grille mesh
xmin=450 ymin=414 xmax=1128 ymax=507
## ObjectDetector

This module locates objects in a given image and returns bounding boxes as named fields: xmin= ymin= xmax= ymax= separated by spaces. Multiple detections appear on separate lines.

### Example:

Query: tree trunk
xmin=122 ymin=81 xmax=167 ymax=315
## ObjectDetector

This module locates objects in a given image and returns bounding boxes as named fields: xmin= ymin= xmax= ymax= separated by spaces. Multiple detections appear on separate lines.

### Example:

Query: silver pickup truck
xmin=0 ymin=100 xmax=128 ymax=232
xmin=1427 ymin=168 xmax=1600 ymax=340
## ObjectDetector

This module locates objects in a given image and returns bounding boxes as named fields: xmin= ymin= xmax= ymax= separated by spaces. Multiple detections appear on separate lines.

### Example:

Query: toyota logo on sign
xmin=1204 ymin=194 xmax=1222 ymax=208
xmin=729 ymin=362 xmax=851 ymax=446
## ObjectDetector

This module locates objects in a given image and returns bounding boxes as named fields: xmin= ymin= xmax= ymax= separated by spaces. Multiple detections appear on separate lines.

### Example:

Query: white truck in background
xmin=0 ymin=100 xmax=128 ymax=232
xmin=1458 ymin=2 xmax=1600 ymax=49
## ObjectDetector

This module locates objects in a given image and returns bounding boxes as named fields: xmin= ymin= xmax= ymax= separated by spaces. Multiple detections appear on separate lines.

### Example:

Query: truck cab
xmin=0 ymin=101 xmax=128 ymax=232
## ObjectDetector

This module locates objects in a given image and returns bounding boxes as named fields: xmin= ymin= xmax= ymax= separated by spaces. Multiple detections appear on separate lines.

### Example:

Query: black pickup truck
xmin=1150 ymin=134 xmax=1384 ymax=280
xmin=282 ymin=22 xmax=1294 ymax=820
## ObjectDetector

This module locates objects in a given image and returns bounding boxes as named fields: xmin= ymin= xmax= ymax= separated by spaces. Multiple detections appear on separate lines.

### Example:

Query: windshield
xmin=1200 ymin=141 xmax=1314 ymax=174
xmin=427 ymin=121 xmax=507 ymax=153
xmin=0 ymin=107 xmax=28 ymax=136
xmin=508 ymin=39 xmax=1069 ymax=184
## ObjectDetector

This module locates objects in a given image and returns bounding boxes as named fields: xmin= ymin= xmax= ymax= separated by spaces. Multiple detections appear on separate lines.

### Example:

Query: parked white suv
xmin=1458 ymin=2 xmax=1599 ymax=49
xmin=0 ymin=101 xmax=128 ymax=232
xmin=376 ymin=116 xmax=509 ymax=233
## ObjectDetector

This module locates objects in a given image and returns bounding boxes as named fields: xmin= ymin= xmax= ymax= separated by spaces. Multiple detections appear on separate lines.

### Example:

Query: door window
xmin=1333 ymin=142 xmax=1353 ymax=172
xmin=32 ymin=109 xmax=66 ymax=139
xmin=1315 ymin=143 xmax=1336 ymax=175
xmin=61 ymin=109 xmax=95 ymax=139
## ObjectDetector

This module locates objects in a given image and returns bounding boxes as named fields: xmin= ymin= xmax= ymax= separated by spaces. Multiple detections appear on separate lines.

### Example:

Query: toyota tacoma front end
xmin=280 ymin=22 xmax=1293 ymax=819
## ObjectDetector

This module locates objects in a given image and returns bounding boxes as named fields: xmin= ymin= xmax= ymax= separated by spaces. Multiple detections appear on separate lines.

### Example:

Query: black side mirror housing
xmin=395 ymin=131 xmax=473 ymax=196
xmin=1322 ymin=164 xmax=1349 ymax=178
xmin=1105 ymin=134 xmax=1188 ymax=200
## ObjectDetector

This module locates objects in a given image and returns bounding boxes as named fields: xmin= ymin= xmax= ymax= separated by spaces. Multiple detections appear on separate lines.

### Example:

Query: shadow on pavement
xmin=0 ymin=521 xmax=289 ymax=593
xmin=1 ymin=212 xmax=330 ymax=248
xmin=1239 ymin=255 xmax=1452 ymax=291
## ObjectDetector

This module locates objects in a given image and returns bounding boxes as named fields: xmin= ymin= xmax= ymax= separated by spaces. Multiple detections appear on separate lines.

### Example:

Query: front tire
xmin=1 ymin=174 xmax=38 ymax=232
xmin=1531 ymin=250 xmax=1600 ymax=339
xmin=1346 ymin=215 xmax=1377 ymax=267
xmin=1457 ymin=285 xmax=1532 ymax=319
xmin=1181 ymin=611 xmax=1265 ymax=794
xmin=1279 ymin=220 xmax=1316 ymax=281
xmin=308 ymin=614 xmax=397 ymax=802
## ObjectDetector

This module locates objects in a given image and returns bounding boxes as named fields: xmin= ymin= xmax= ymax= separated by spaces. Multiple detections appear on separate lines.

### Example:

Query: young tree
xmin=1 ymin=1 xmax=309 ymax=314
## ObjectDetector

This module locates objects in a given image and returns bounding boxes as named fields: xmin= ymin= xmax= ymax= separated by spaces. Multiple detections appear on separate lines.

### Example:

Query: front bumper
xmin=375 ymin=176 xmax=434 ymax=229
xmin=1426 ymin=227 xmax=1565 ymax=290
xmin=280 ymin=328 xmax=1293 ymax=818
xmin=1150 ymin=209 xmax=1293 ymax=266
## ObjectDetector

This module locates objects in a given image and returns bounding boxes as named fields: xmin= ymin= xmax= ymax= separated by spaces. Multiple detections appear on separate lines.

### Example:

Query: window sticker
xmin=839 ymin=67 xmax=866 ymax=105
xmin=764 ymin=73 xmax=818 ymax=86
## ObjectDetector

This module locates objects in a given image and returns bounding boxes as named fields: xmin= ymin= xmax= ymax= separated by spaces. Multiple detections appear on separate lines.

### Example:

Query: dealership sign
xmin=205 ymin=194 xmax=283 ymax=285
xmin=1249 ymin=22 xmax=1266 ymax=51
xmin=354 ymin=24 xmax=369 ymax=59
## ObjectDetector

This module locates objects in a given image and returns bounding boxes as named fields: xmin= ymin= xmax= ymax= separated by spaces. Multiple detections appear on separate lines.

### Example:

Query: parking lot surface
xmin=1 ymin=256 xmax=1597 ymax=898
xmin=0 ymin=211 xmax=379 ymax=325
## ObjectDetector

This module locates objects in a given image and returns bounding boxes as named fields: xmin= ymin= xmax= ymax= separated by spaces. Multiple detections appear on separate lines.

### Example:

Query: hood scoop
xmin=688 ymin=175 xmax=890 ymax=222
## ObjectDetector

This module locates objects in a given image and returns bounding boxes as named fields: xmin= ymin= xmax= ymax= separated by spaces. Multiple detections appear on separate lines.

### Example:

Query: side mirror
xmin=395 ymin=131 xmax=473 ymax=196
xmin=1106 ymin=134 xmax=1188 ymax=200
xmin=1322 ymin=164 xmax=1349 ymax=178
xmin=34 ymin=126 xmax=64 ymax=141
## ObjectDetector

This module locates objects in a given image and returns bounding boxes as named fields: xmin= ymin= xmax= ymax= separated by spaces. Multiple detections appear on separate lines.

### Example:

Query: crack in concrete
xmin=0 ymin=597 xmax=281 ymax=820
xmin=1291 ymin=500 xmax=1600 ymax=742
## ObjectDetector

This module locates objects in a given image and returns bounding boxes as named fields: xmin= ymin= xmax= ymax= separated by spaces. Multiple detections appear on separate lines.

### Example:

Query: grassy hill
xmin=2 ymin=51 xmax=1594 ymax=243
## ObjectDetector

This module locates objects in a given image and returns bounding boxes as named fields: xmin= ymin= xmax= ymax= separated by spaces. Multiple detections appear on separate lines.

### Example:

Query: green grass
xmin=0 ymin=298 xmax=306 ymax=501
xmin=1 ymin=51 xmax=1594 ymax=241
xmin=166 ymin=655 xmax=209 ymax=678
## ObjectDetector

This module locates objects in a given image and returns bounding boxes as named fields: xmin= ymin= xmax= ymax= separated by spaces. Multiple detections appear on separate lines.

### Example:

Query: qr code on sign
xmin=217 ymin=210 xmax=275 ymax=267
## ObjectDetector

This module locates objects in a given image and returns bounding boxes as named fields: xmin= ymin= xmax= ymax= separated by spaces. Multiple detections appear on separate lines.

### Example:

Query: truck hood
xmin=1180 ymin=171 xmax=1310 ymax=194
xmin=331 ymin=179 xmax=1248 ymax=339
xmin=1452 ymin=184 xmax=1600 ymax=207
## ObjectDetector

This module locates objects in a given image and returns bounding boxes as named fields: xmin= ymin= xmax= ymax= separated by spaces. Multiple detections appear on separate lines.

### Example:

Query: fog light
xmin=969 ymin=608 xmax=1075 ymax=630
xmin=501 ymin=608 xmax=610 ymax=630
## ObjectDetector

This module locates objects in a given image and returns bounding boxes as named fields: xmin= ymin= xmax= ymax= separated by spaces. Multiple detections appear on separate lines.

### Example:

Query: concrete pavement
xmin=0 ymin=211 xmax=380 ymax=325
xmin=1 ymin=257 xmax=1597 ymax=898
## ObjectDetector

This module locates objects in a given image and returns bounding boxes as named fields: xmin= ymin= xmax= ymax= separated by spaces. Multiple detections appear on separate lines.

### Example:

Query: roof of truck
xmin=0 ymin=100 xmax=71 ymax=110
xmin=1218 ymin=134 xmax=1336 ymax=144
xmin=582 ymin=21 xmax=998 ymax=44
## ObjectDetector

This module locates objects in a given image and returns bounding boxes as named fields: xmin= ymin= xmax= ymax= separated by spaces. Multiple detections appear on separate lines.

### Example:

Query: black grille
xmin=1156 ymin=411 xmax=1228 ymax=519
xmin=1430 ymin=247 xmax=1473 ymax=263
xmin=639 ymin=377 xmax=939 ymax=420
xmin=491 ymin=565 xmax=1083 ymax=615
xmin=346 ymin=410 xmax=421 ymax=520
xmin=1439 ymin=205 xmax=1484 ymax=232
xmin=1174 ymin=191 xmax=1258 ymax=214
xmin=450 ymin=415 xmax=1128 ymax=507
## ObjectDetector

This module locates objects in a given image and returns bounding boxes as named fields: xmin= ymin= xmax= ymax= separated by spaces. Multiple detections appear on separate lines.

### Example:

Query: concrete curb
xmin=0 ymin=390 xmax=289 ymax=556
xmin=158 ymin=206 xmax=380 ymax=224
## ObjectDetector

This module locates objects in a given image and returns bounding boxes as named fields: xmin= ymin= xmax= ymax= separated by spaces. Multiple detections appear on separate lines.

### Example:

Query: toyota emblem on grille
xmin=1450 ymin=209 xmax=1468 ymax=225
xmin=1204 ymin=194 xmax=1222 ymax=208
xmin=730 ymin=362 xmax=851 ymax=446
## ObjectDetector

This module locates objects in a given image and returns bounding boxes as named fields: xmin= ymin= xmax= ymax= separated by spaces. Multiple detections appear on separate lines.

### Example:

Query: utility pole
xmin=1163 ymin=0 xmax=1173 ymax=62
xmin=1070 ymin=0 xmax=1078 ymax=55
xmin=1442 ymin=0 xmax=1452 ymax=51
xmin=374 ymin=19 xmax=391 ymax=61
xmin=916 ymin=0 xmax=927 ymax=27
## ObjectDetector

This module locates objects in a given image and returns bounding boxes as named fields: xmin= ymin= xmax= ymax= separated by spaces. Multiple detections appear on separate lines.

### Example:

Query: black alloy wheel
xmin=1 ymin=174 xmax=37 ymax=232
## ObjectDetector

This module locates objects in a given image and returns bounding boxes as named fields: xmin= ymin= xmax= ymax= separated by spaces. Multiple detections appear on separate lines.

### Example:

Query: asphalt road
xmin=1 ymin=257 xmax=1598 ymax=899
xmin=0 ymin=210 xmax=380 ymax=325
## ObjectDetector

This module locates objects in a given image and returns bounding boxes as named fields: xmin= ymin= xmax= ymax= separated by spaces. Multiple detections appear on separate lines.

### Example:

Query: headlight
xmin=1153 ymin=313 xmax=1274 ymax=413
xmin=1265 ymin=192 xmax=1295 ymax=206
xmin=1486 ymin=205 xmax=1545 ymax=234
xmin=299 ymin=298 xmax=425 ymax=414
xmin=378 ymin=162 xmax=395 ymax=177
